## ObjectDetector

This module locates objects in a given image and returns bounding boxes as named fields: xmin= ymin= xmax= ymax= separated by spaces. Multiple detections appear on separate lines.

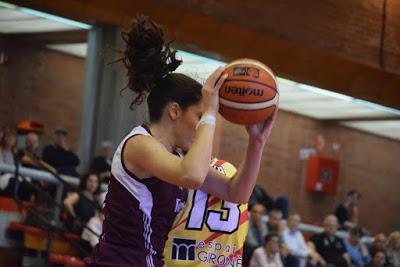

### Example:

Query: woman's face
xmin=174 ymin=102 xmax=203 ymax=152
xmin=86 ymin=174 xmax=99 ymax=194
xmin=4 ymin=134 xmax=16 ymax=148
xmin=372 ymin=252 xmax=386 ymax=267
xmin=394 ymin=235 xmax=400 ymax=250
xmin=265 ymin=236 xmax=279 ymax=254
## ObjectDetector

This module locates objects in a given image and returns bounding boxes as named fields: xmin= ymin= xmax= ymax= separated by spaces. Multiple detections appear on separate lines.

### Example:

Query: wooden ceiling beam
xmin=7 ymin=0 xmax=400 ymax=110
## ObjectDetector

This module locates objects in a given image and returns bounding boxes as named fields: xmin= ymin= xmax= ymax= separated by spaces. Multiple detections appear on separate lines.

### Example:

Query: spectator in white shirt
xmin=283 ymin=214 xmax=325 ymax=267
xmin=81 ymin=210 xmax=105 ymax=248
xmin=250 ymin=232 xmax=284 ymax=267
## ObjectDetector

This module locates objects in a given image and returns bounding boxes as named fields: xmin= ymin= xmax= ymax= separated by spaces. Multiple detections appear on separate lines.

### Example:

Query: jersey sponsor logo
xmin=172 ymin=238 xmax=196 ymax=261
xmin=171 ymin=238 xmax=243 ymax=266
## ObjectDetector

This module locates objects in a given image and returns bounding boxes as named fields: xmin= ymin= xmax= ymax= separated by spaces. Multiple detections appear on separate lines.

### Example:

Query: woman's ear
xmin=167 ymin=102 xmax=181 ymax=121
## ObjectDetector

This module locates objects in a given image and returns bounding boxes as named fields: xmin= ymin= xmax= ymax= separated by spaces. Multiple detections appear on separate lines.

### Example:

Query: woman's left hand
xmin=246 ymin=107 xmax=278 ymax=145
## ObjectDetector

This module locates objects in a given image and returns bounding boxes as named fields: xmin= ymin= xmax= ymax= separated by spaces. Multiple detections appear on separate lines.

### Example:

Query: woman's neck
xmin=266 ymin=251 xmax=276 ymax=261
xmin=82 ymin=190 xmax=94 ymax=200
xmin=149 ymin=122 xmax=176 ymax=152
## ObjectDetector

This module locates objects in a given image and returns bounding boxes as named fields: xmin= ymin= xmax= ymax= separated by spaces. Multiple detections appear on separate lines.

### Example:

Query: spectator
xmin=18 ymin=133 xmax=52 ymax=170
xmin=268 ymin=209 xmax=284 ymax=234
xmin=63 ymin=173 xmax=100 ymax=233
xmin=279 ymin=240 xmax=300 ymax=267
xmin=15 ymin=133 xmax=56 ymax=201
xmin=369 ymin=233 xmax=387 ymax=259
xmin=81 ymin=210 xmax=105 ymax=248
xmin=0 ymin=129 xmax=17 ymax=195
xmin=42 ymin=128 xmax=80 ymax=177
xmin=249 ymin=184 xmax=275 ymax=212
xmin=250 ymin=232 xmax=284 ymax=267
xmin=386 ymin=231 xmax=400 ymax=267
xmin=90 ymin=140 xmax=113 ymax=182
xmin=282 ymin=214 xmax=324 ymax=267
xmin=334 ymin=190 xmax=361 ymax=230
xmin=249 ymin=184 xmax=289 ymax=219
xmin=0 ymin=128 xmax=16 ymax=165
xmin=244 ymin=203 xmax=269 ymax=266
xmin=344 ymin=227 xmax=371 ymax=267
xmin=308 ymin=215 xmax=350 ymax=267
xmin=247 ymin=202 xmax=269 ymax=248
xmin=366 ymin=248 xmax=387 ymax=267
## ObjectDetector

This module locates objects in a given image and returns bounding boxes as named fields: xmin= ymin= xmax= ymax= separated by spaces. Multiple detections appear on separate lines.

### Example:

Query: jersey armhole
xmin=120 ymin=134 xmax=146 ymax=181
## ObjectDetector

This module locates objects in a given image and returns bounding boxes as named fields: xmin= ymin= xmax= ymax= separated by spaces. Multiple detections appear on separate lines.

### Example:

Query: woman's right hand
xmin=202 ymin=67 xmax=228 ymax=116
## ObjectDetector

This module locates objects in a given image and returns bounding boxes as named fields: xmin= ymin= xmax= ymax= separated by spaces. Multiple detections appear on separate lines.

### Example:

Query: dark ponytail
xmin=122 ymin=15 xmax=202 ymax=122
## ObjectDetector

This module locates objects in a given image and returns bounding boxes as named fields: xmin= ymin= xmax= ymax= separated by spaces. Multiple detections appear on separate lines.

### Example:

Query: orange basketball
xmin=219 ymin=58 xmax=279 ymax=125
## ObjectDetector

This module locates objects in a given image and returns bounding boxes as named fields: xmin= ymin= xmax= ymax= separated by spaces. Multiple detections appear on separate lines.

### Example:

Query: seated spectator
xmin=249 ymin=184 xmax=275 ymax=212
xmin=90 ymin=140 xmax=113 ymax=182
xmin=268 ymin=209 xmax=285 ymax=234
xmin=308 ymin=215 xmax=350 ymax=267
xmin=63 ymin=173 xmax=100 ymax=233
xmin=386 ymin=231 xmax=400 ymax=267
xmin=42 ymin=128 xmax=80 ymax=177
xmin=18 ymin=132 xmax=55 ymax=171
xmin=0 ymin=129 xmax=17 ymax=195
xmin=244 ymin=203 xmax=269 ymax=266
xmin=366 ymin=248 xmax=387 ymax=267
xmin=344 ymin=227 xmax=371 ymax=267
xmin=249 ymin=184 xmax=289 ymax=219
xmin=247 ymin=203 xmax=268 ymax=248
xmin=17 ymin=133 xmax=55 ymax=201
xmin=81 ymin=210 xmax=105 ymax=249
xmin=282 ymin=214 xmax=324 ymax=267
xmin=334 ymin=190 xmax=361 ymax=231
xmin=279 ymin=241 xmax=300 ymax=267
xmin=0 ymin=128 xmax=16 ymax=165
xmin=369 ymin=233 xmax=387 ymax=256
xmin=250 ymin=232 xmax=284 ymax=267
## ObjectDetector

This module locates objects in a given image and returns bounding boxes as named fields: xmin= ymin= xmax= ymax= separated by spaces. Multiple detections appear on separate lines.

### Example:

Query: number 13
xmin=186 ymin=190 xmax=241 ymax=234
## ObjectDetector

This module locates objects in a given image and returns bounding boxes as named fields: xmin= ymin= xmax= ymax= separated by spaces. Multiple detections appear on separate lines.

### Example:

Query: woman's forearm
xmin=181 ymin=123 xmax=216 ymax=188
xmin=227 ymin=138 xmax=265 ymax=203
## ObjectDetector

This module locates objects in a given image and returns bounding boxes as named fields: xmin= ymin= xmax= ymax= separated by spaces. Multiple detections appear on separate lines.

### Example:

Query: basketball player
xmin=164 ymin=158 xmax=248 ymax=267
xmin=86 ymin=16 xmax=277 ymax=267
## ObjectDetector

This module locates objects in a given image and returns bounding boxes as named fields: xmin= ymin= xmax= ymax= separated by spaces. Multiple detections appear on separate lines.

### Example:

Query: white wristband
xmin=196 ymin=113 xmax=216 ymax=129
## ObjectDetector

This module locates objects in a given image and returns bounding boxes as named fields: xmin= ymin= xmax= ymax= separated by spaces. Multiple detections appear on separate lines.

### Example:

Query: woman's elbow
xmin=227 ymin=191 xmax=251 ymax=204
xmin=229 ymin=197 xmax=249 ymax=204
xmin=182 ymin=174 xmax=205 ymax=189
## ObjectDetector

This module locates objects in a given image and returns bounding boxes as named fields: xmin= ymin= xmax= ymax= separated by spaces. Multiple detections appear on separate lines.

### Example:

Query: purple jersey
xmin=86 ymin=125 xmax=188 ymax=267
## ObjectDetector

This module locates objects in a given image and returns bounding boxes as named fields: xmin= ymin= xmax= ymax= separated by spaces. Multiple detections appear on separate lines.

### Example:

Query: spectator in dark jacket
xmin=309 ymin=215 xmax=351 ymax=267
xmin=334 ymin=190 xmax=361 ymax=230
xmin=43 ymin=128 xmax=80 ymax=177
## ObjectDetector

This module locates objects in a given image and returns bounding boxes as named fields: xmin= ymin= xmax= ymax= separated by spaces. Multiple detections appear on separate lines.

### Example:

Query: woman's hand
xmin=202 ymin=67 xmax=228 ymax=116
xmin=246 ymin=107 xmax=278 ymax=146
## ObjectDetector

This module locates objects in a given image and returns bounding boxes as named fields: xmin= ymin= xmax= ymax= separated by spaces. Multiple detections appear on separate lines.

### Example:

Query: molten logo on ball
xmin=224 ymin=86 xmax=264 ymax=97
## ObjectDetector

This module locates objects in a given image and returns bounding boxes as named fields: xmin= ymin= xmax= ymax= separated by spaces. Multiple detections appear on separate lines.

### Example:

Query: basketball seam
xmin=219 ymin=94 xmax=279 ymax=110
xmin=223 ymin=79 xmax=278 ymax=91
xmin=219 ymin=95 xmax=276 ymax=104
xmin=220 ymin=104 xmax=277 ymax=112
